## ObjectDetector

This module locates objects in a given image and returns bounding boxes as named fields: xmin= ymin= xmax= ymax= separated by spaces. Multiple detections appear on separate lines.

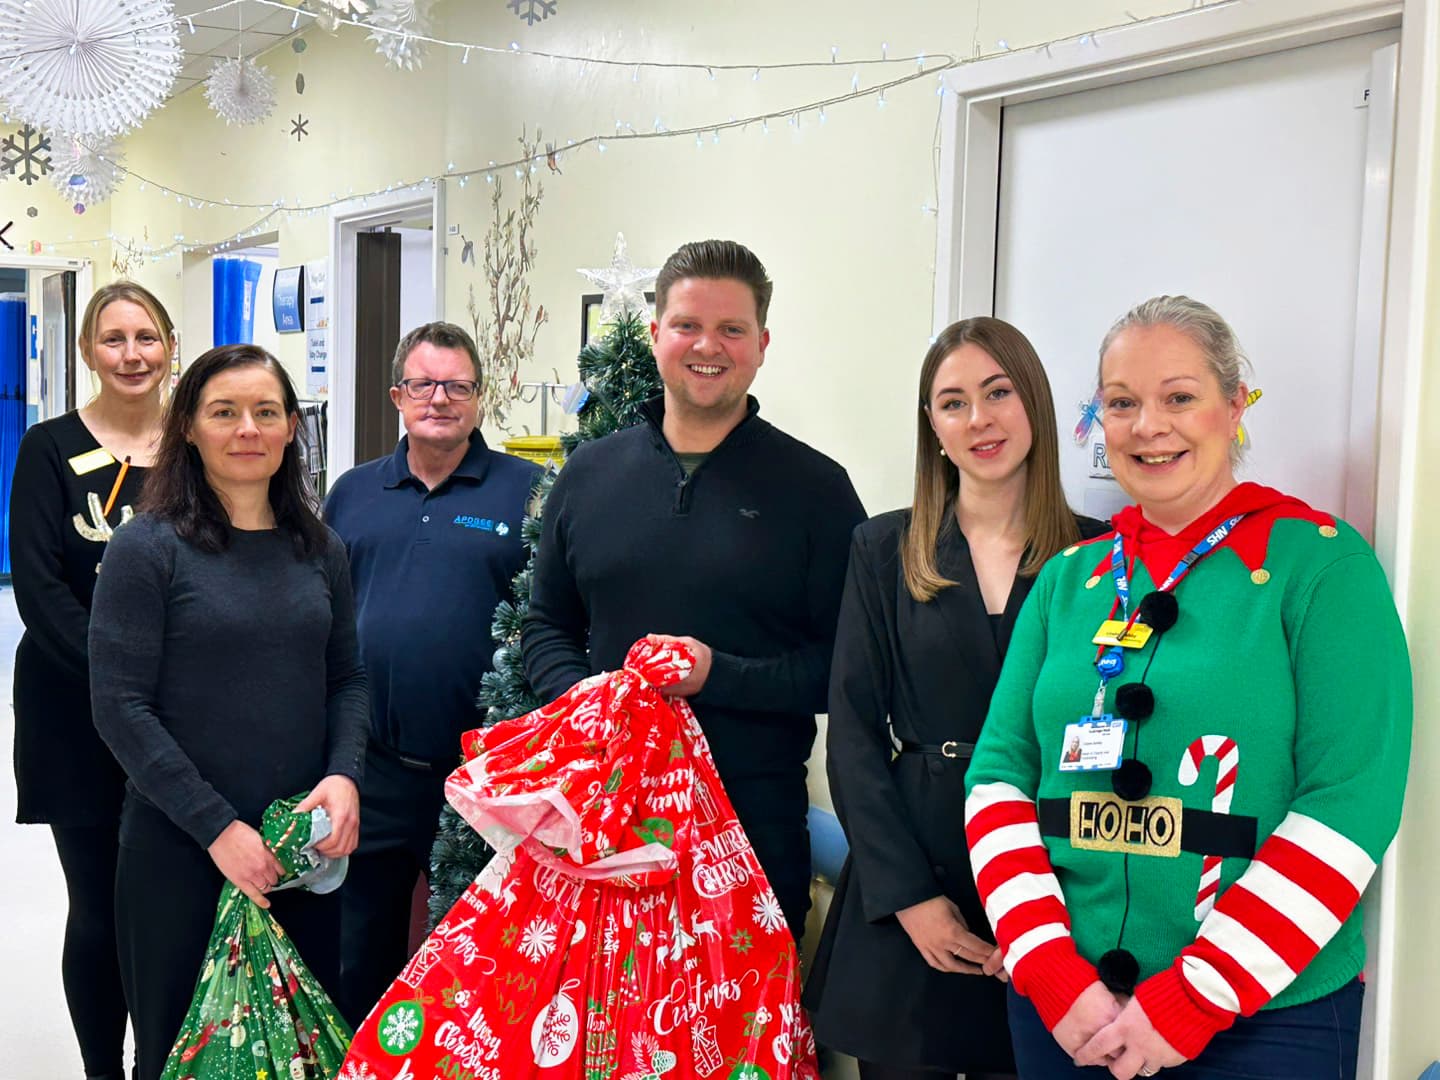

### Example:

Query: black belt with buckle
xmin=1037 ymin=797 xmax=1257 ymax=857
xmin=897 ymin=738 xmax=975 ymax=760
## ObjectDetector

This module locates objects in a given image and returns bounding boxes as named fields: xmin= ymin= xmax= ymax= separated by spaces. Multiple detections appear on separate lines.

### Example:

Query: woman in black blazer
xmin=805 ymin=317 xmax=1105 ymax=1079
xmin=9 ymin=282 xmax=174 ymax=1080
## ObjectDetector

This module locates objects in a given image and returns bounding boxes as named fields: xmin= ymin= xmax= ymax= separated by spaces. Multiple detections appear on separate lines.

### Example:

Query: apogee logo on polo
xmin=452 ymin=515 xmax=511 ymax=535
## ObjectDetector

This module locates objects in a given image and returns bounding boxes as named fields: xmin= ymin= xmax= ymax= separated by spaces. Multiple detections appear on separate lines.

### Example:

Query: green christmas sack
xmin=159 ymin=794 xmax=353 ymax=1080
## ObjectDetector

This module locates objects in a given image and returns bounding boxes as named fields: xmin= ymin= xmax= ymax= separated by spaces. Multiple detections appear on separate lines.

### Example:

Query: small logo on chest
xmin=738 ymin=508 xmax=760 ymax=519
xmin=452 ymin=515 xmax=512 ymax=536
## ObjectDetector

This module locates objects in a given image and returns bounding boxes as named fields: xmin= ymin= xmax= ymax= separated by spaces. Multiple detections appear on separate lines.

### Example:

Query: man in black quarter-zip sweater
xmin=523 ymin=240 xmax=866 ymax=939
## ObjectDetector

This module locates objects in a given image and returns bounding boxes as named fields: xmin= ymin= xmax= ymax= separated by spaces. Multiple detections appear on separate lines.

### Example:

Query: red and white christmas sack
xmin=340 ymin=638 xmax=820 ymax=1080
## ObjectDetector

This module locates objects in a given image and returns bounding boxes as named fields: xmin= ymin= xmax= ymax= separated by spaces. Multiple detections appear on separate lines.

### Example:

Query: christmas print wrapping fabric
xmin=161 ymin=795 xmax=353 ymax=1080
xmin=341 ymin=638 xmax=820 ymax=1080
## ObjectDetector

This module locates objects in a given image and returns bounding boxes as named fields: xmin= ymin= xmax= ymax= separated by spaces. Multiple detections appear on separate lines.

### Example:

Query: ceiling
xmin=170 ymin=0 xmax=307 ymax=100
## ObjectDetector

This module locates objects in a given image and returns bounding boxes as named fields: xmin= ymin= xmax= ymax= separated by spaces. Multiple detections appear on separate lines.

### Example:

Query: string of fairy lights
xmin=29 ymin=0 xmax=1236 ymax=262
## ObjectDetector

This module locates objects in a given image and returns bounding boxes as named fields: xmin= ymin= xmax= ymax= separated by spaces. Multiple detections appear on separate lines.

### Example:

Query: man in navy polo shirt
xmin=325 ymin=321 xmax=540 ymax=1026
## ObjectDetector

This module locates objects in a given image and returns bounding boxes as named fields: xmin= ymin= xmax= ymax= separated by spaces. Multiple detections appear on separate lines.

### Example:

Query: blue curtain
xmin=213 ymin=257 xmax=263 ymax=346
xmin=0 ymin=293 xmax=27 ymax=575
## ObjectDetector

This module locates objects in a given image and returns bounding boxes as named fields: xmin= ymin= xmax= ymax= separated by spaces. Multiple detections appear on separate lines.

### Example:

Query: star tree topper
xmin=577 ymin=233 xmax=659 ymax=323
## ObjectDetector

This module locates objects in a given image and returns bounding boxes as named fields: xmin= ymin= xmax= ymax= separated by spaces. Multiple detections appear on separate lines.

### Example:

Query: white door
xmin=992 ymin=29 xmax=1398 ymax=532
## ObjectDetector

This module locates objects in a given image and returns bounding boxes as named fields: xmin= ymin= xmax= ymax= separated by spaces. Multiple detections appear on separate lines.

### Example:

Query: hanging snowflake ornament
xmin=48 ymin=136 xmax=124 ymax=209
xmin=0 ymin=0 xmax=182 ymax=137
xmin=577 ymin=233 xmax=659 ymax=323
xmin=508 ymin=0 xmax=557 ymax=26
xmin=365 ymin=0 xmax=435 ymax=70
xmin=205 ymin=57 xmax=278 ymax=126
xmin=1 ymin=124 xmax=52 ymax=185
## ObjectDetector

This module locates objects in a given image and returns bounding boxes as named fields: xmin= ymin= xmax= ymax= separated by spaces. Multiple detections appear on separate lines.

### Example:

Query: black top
xmin=88 ymin=514 xmax=369 ymax=850
xmin=324 ymin=432 xmax=540 ymax=761
xmin=9 ymin=411 xmax=147 ymax=825
xmin=523 ymin=396 xmax=866 ymax=828
xmin=804 ymin=507 xmax=1108 ymax=1072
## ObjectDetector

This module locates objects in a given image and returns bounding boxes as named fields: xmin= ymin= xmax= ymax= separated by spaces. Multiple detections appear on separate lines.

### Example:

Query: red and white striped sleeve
xmin=1134 ymin=812 xmax=1376 ymax=1058
xmin=965 ymin=780 xmax=1100 ymax=1029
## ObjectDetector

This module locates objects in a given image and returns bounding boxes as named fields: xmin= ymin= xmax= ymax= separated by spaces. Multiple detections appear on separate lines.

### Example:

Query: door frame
xmin=0 ymin=254 xmax=92 ymax=420
xmin=932 ymin=1 xmax=1434 ymax=1077
xmin=327 ymin=181 xmax=445 ymax=478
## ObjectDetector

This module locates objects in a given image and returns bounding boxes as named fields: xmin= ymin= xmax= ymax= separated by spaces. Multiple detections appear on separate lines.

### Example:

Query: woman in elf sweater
xmin=964 ymin=296 xmax=1410 ymax=1080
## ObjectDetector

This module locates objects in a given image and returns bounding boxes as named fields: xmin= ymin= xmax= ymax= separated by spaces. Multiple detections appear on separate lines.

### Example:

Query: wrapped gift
xmin=341 ymin=638 xmax=819 ymax=1080
xmin=160 ymin=795 xmax=352 ymax=1080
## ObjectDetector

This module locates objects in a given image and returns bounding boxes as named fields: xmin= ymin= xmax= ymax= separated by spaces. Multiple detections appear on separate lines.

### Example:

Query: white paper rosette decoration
xmin=204 ymin=57 xmax=277 ymax=126
xmin=49 ymin=135 xmax=124 ymax=209
xmin=0 ymin=0 xmax=182 ymax=137
xmin=366 ymin=0 xmax=434 ymax=70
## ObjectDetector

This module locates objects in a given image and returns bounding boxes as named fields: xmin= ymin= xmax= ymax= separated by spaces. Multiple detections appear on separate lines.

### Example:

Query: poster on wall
xmin=304 ymin=259 xmax=328 ymax=396
xmin=273 ymin=266 xmax=305 ymax=333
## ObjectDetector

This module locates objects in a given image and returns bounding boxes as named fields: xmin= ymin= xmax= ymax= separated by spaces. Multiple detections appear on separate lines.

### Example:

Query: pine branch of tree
xmin=426 ymin=308 xmax=662 ymax=926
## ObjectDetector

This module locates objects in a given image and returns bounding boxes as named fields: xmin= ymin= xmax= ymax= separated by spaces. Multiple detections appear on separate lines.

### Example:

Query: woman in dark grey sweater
xmin=89 ymin=344 xmax=367 ymax=1080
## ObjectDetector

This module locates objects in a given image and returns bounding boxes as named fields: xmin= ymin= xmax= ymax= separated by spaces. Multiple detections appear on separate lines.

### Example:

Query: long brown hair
xmin=141 ymin=344 xmax=326 ymax=557
xmin=901 ymin=317 xmax=1079 ymax=602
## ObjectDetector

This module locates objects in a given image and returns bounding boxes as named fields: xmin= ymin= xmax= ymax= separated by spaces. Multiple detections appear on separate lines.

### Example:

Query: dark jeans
xmin=1006 ymin=980 xmax=1363 ymax=1080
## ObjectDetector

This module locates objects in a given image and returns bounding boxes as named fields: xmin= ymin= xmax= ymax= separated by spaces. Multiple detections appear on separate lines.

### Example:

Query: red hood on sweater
xmin=1089 ymin=482 xmax=1335 ymax=585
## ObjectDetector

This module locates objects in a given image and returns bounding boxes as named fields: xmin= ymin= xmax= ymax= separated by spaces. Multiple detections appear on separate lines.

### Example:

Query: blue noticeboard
xmin=272 ymin=266 xmax=305 ymax=333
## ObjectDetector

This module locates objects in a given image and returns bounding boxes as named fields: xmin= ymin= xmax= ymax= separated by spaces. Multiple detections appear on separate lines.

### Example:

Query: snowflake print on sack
xmin=337 ymin=1062 xmax=376 ymax=1080
xmin=751 ymin=888 xmax=786 ymax=934
xmin=519 ymin=916 xmax=558 ymax=962
xmin=377 ymin=1002 xmax=423 ymax=1055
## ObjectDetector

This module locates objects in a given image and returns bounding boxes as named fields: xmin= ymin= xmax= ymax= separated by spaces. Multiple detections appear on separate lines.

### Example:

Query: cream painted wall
xmin=102 ymin=0 xmax=1199 ymax=514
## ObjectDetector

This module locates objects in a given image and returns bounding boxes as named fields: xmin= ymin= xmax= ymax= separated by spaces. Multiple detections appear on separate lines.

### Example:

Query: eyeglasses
xmin=396 ymin=378 xmax=479 ymax=401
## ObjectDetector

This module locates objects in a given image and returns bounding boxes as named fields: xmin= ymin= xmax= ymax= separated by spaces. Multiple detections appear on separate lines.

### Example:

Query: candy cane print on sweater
xmin=965 ymin=782 xmax=1099 ymax=1029
xmin=1135 ymin=812 xmax=1378 ymax=1058
xmin=1178 ymin=736 xmax=1240 ymax=920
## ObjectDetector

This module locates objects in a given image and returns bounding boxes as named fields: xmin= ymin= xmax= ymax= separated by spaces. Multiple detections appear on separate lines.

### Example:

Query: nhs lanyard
xmin=1110 ymin=513 xmax=1246 ymax=624
xmin=1091 ymin=512 xmax=1246 ymax=717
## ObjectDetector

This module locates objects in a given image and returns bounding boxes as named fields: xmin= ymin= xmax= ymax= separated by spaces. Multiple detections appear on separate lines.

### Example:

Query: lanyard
xmin=1091 ymin=513 xmax=1247 ymax=716
xmin=1110 ymin=513 xmax=1244 ymax=619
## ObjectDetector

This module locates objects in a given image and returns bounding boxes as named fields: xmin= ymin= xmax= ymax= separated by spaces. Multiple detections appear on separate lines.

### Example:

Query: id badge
xmin=68 ymin=448 xmax=116 ymax=476
xmin=1092 ymin=620 xmax=1154 ymax=649
xmin=1058 ymin=715 xmax=1127 ymax=772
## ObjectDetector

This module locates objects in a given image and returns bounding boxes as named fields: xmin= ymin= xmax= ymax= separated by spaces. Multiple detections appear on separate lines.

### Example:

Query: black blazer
xmin=804 ymin=507 xmax=1107 ymax=1072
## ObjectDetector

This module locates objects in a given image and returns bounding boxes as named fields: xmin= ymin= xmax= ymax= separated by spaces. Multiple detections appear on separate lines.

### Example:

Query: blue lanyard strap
xmin=1110 ymin=513 xmax=1245 ymax=618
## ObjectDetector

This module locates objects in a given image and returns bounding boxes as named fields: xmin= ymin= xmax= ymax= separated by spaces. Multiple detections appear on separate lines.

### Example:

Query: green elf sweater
xmin=964 ymin=483 xmax=1411 ymax=1060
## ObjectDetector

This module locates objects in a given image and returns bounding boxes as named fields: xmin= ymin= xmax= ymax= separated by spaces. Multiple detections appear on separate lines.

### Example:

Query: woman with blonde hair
xmin=806 ymin=317 xmax=1104 ymax=1079
xmin=966 ymin=297 xmax=1409 ymax=1079
xmin=9 ymin=281 xmax=174 ymax=1080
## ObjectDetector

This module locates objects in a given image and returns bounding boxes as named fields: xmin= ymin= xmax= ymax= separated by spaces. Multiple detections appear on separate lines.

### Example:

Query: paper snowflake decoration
xmin=0 ymin=0 xmax=181 ymax=137
xmin=205 ymin=57 xmax=278 ymax=126
xmin=365 ymin=0 xmax=434 ymax=70
xmin=49 ymin=136 xmax=124 ymax=208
